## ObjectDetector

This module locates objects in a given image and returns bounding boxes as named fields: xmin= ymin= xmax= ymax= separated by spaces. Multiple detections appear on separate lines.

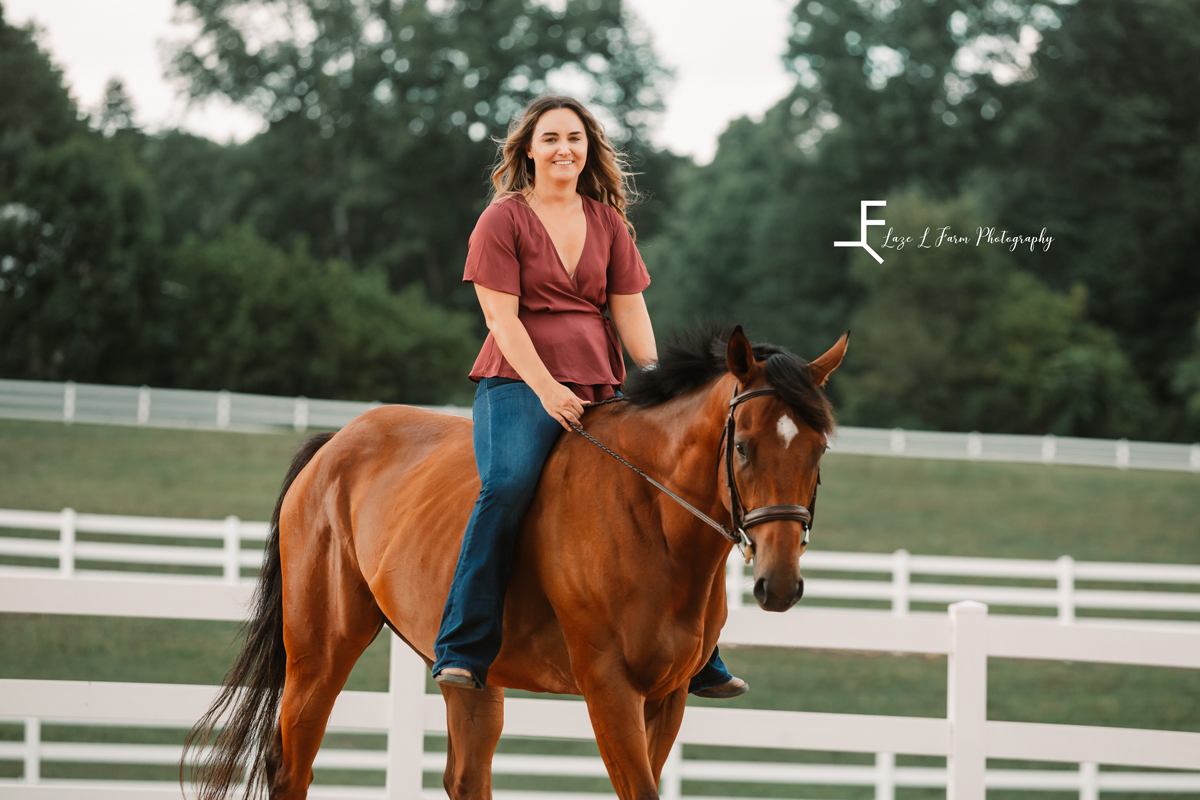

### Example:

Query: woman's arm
xmin=608 ymin=292 xmax=658 ymax=368
xmin=474 ymin=283 xmax=586 ymax=430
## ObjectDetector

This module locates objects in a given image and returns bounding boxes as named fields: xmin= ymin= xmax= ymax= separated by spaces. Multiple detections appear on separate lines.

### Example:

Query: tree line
xmin=2 ymin=0 xmax=1198 ymax=438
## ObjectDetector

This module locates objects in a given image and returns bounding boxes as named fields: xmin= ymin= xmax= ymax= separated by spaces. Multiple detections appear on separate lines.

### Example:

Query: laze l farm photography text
xmin=881 ymin=225 xmax=1055 ymax=252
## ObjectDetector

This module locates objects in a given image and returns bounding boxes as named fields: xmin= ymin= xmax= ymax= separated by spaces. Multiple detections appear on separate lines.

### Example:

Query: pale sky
xmin=5 ymin=0 xmax=796 ymax=165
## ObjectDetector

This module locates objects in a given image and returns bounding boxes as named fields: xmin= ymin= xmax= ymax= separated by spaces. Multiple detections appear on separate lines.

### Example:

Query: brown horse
xmin=184 ymin=325 xmax=848 ymax=800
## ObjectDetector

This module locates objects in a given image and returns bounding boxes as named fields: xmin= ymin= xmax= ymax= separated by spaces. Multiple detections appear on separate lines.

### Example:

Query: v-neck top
xmin=462 ymin=193 xmax=651 ymax=401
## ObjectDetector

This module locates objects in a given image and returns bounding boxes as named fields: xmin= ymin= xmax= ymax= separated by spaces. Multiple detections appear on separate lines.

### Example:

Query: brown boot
xmin=434 ymin=667 xmax=483 ymax=690
xmin=692 ymin=676 xmax=749 ymax=699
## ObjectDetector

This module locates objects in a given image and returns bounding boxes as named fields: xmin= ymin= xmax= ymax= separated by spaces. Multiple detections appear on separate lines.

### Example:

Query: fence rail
xmin=1 ymin=576 xmax=1198 ymax=799
xmin=4 ymin=378 xmax=1199 ymax=471
xmin=5 ymin=508 xmax=1198 ymax=624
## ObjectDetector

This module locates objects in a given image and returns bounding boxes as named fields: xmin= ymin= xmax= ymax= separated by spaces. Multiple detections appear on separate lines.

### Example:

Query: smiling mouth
xmin=553 ymin=160 xmax=573 ymax=165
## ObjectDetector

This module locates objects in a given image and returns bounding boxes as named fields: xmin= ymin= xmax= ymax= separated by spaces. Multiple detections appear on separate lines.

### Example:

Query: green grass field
xmin=1 ymin=418 xmax=1198 ymax=794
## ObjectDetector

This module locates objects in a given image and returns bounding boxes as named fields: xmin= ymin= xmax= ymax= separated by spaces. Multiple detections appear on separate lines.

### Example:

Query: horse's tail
xmin=181 ymin=431 xmax=336 ymax=800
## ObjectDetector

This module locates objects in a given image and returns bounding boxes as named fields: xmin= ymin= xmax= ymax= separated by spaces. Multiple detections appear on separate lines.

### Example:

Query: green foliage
xmin=95 ymin=78 xmax=137 ymax=137
xmin=1172 ymin=319 xmax=1200 ymax=441
xmin=0 ymin=7 xmax=477 ymax=403
xmin=645 ymin=0 xmax=1047 ymax=363
xmin=136 ymin=130 xmax=249 ymax=247
xmin=157 ymin=227 xmax=477 ymax=403
xmin=0 ymin=131 xmax=166 ymax=385
xmin=165 ymin=0 xmax=670 ymax=305
xmin=644 ymin=106 xmax=860 ymax=362
xmin=839 ymin=191 xmax=1152 ymax=438
xmin=782 ymin=0 xmax=1017 ymax=192
xmin=0 ymin=9 xmax=82 ymax=146
xmin=648 ymin=0 xmax=1199 ymax=440
xmin=983 ymin=0 xmax=1200 ymax=396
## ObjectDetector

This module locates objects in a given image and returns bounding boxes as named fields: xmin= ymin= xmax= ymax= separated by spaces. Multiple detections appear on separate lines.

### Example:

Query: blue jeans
xmin=432 ymin=377 xmax=733 ymax=693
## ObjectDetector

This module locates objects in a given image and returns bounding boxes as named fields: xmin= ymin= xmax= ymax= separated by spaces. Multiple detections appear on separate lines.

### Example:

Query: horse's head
xmin=721 ymin=327 xmax=848 ymax=612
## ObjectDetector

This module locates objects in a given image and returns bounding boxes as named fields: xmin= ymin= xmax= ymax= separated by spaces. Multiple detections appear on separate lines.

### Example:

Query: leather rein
xmin=568 ymin=383 xmax=816 ymax=562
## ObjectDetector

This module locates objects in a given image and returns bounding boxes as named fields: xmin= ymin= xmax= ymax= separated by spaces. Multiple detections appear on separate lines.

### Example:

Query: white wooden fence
xmin=4 ymin=378 xmax=1199 ymax=471
xmin=4 ymin=508 xmax=1199 ymax=624
xmin=0 ymin=378 xmax=468 ymax=434
xmin=0 ymin=575 xmax=1198 ymax=799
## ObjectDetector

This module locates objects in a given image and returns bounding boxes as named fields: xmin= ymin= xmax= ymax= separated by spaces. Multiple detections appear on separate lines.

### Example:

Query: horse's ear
xmin=808 ymin=330 xmax=850 ymax=387
xmin=725 ymin=326 xmax=760 ymax=384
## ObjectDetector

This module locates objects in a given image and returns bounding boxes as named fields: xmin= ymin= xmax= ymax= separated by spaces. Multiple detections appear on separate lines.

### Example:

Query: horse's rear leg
xmin=266 ymin=574 xmax=383 ymax=799
xmin=441 ymin=683 xmax=505 ymax=800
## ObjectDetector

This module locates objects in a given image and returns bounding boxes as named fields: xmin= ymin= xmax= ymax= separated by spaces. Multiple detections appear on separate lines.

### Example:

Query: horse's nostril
xmin=753 ymin=577 xmax=769 ymax=605
xmin=796 ymin=577 xmax=804 ymax=601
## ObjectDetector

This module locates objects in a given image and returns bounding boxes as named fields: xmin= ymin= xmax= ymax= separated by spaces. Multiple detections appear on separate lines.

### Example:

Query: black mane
xmin=623 ymin=325 xmax=835 ymax=435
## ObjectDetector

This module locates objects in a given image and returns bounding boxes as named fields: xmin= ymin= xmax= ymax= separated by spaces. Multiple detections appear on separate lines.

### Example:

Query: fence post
xmin=216 ymin=390 xmax=232 ymax=429
xmin=1056 ymin=556 xmax=1075 ymax=625
xmin=1190 ymin=444 xmax=1200 ymax=473
xmin=1041 ymin=434 xmax=1057 ymax=464
xmin=23 ymin=717 xmax=39 ymax=783
xmin=63 ymin=381 xmax=76 ymax=424
xmin=726 ymin=550 xmax=744 ymax=609
xmin=294 ymin=397 xmax=309 ymax=433
xmin=59 ymin=508 xmax=76 ymax=577
xmin=890 ymin=428 xmax=906 ymax=455
xmin=660 ymin=740 xmax=683 ymax=800
xmin=875 ymin=751 xmax=895 ymax=800
xmin=1079 ymin=761 xmax=1098 ymax=800
xmin=137 ymin=386 xmax=151 ymax=425
xmin=1115 ymin=439 xmax=1130 ymax=470
xmin=387 ymin=634 xmax=427 ymax=799
xmin=947 ymin=601 xmax=987 ymax=800
xmin=223 ymin=516 xmax=240 ymax=584
xmin=967 ymin=432 xmax=983 ymax=460
xmin=892 ymin=550 xmax=910 ymax=616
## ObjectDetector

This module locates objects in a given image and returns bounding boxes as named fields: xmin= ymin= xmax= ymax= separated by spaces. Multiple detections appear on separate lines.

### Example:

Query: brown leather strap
xmin=567 ymin=417 xmax=743 ymax=544
xmin=742 ymin=505 xmax=813 ymax=528
xmin=729 ymin=385 xmax=779 ymax=408
xmin=572 ymin=383 xmax=816 ymax=554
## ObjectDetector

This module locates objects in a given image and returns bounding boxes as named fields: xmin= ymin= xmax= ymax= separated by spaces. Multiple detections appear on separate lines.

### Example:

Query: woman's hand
xmin=534 ymin=379 xmax=588 ymax=431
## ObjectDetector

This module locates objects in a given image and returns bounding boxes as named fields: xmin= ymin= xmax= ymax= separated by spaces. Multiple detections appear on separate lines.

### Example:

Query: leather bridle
xmin=569 ymin=382 xmax=818 ymax=561
xmin=721 ymin=385 xmax=816 ymax=558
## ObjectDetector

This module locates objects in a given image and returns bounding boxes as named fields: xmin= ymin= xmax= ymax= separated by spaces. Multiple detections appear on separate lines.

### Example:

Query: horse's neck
xmin=602 ymin=376 xmax=736 ymax=568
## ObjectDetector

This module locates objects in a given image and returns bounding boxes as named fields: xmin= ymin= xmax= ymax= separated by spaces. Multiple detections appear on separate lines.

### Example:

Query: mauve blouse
xmin=462 ymin=193 xmax=651 ymax=402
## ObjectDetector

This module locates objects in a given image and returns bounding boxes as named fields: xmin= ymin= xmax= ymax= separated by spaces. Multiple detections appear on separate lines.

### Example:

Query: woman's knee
xmin=478 ymin=469 xmax=541 ymax=507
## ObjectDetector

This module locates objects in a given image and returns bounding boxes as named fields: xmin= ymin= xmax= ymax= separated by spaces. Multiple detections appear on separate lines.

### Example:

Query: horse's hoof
xmin=692 ymin=676 xmax=749 ymax=699
xmin=434 ymin=667 xmax=483 ymax=690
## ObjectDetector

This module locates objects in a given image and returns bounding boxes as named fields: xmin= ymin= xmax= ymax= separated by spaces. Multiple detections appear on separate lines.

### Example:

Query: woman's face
xmin=526 ymin=108 xmax=588 ymax=187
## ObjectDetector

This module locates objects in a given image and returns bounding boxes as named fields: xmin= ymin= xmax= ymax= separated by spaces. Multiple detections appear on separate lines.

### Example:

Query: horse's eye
xmin=735 ymin=442 xmax=747 ymax=458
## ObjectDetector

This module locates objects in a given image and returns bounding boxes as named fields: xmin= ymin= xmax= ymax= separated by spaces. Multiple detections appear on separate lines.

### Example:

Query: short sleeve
xmin=605 ymin=207 xmax=651 ymax=295
xmin=463 ymin=202 xmax=522 ymax=296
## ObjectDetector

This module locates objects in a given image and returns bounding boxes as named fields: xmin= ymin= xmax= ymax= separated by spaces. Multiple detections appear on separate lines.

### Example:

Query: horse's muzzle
xmin=753 ymin=575 xmax=804 ymax=612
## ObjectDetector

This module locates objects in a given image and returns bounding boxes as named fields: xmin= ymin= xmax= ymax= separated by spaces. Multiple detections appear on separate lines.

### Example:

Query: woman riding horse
xmin=431 ymin=94 xmax=745 ymax=699
xmin=183 ymin=97 xmax=849 ymax=800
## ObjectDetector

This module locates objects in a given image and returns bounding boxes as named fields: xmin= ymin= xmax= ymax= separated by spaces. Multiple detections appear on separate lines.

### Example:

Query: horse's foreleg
xmin=644 ymin=689 xmax=688 ymax=785
xmin=581 ymin=675 xmax=661 ymax=800
xmin=440 ymin=683 xmax=505 ymax=800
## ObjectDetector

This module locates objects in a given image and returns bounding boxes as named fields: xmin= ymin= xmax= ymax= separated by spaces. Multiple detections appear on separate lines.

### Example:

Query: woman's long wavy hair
xmin=489 ymin=95 xmax=639 ymax=238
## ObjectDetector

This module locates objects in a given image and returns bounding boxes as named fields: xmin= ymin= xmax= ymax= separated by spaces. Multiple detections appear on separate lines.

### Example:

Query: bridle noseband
xmin=569 ymin=382 xmax=818 ymax=561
